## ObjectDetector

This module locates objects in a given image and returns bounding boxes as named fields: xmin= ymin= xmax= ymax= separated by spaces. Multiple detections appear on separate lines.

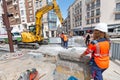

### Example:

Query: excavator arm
xmin=53 ymin=0 xmax=64 ymax=25
xmin=35 ymin=0 xmax=64 ymax=41
xmin=35 ymin=4 xmax=54 ymax=41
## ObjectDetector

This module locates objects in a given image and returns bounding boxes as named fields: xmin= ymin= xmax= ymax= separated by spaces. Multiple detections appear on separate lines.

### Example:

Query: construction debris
xmin=0 ymin=51 xmax=56 ymax=80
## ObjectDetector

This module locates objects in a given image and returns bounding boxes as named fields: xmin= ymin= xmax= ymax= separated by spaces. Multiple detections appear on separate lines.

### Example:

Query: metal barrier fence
xmin=111 ymin=42 xmax=120 ymax=60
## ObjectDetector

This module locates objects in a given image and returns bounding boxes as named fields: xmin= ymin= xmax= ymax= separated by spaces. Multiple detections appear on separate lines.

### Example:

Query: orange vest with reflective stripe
xmin=63 ymin=35 xmax=68 ymax=41
xmin=85 ymin=40 xmax=110 ymax=69
xmin=94 ymin=41 xmax=110 ymax=69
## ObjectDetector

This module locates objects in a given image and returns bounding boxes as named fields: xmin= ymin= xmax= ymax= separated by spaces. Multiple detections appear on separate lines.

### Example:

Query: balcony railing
xmin=85 ymin=0 xmax=95 ymax=4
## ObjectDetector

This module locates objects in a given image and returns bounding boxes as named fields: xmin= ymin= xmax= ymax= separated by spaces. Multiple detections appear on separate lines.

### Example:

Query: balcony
xmin=85 ymin=0 xmax=95 ymax=4
xmin=114 ymin=8 xmax=120 ymax=14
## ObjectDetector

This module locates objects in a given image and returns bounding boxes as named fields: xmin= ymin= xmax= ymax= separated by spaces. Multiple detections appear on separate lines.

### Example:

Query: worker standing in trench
xmin=80 ymin=23 xmax=110 ymax=80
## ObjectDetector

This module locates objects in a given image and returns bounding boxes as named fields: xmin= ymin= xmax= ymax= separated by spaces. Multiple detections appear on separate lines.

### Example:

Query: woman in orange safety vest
xmin=80 ymin=23 xmax=110 ymax=80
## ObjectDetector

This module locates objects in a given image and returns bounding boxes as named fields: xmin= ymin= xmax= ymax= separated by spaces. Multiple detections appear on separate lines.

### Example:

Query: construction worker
xmin=60 ymin=32 xmax=64 ymax=46
xmin=80 ymin=23 xmax=110 ymax=80
xmin=63 ymin=34 xmax=68 ymax=49
xmin=85 ymin=32 xmax=90 ymax=46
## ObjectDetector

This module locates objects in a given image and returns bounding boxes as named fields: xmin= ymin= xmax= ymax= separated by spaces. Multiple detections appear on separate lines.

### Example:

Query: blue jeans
xmin=89 ymin=58 xmax=106 ymax=80
xmin=64 ymin=41 xmax=68 ymax=48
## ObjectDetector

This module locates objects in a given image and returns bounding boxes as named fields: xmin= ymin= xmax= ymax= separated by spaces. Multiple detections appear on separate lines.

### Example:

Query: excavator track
xmin=17 ymin=42 xmax=39 ymax=49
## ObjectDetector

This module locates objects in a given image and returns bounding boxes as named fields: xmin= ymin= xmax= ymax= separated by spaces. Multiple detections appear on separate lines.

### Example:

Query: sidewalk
xmin=103 ymin=60 xmax=120 ymax=80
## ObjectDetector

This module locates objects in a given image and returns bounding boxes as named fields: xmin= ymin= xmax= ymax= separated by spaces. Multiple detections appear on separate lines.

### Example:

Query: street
xmin=0 ymin=36 xmax=120 ymax=80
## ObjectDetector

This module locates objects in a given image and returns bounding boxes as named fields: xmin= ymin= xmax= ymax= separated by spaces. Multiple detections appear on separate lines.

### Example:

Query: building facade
xmin=67 ymin=0 xmax=120 ymax=35
xmin=1 ymin=0 xmax=57 ymax=37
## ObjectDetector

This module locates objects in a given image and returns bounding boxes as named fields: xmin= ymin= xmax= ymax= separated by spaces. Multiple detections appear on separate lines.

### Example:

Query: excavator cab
xmin=28 ymin=25 xmax=36 ymax=35
xmin=28 ymin=25 xmax=44 ymax=38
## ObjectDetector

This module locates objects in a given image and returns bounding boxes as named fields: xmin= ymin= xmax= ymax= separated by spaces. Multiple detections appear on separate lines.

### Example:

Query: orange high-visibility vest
xmin=85 ymin=40 xmax=110 ymax=69
xmin=63 ymin=35 xmax=68 ymax=41
xmin=94 ymin=41 xmax=110 ymax=69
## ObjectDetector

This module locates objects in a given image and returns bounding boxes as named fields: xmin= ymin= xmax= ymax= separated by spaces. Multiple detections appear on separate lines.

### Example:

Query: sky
xmin=57 ymin=0 xmax=75 ymax=19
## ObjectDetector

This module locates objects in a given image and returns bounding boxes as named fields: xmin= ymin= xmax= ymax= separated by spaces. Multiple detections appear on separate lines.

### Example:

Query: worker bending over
xmin=80 ymin=23 xmax=110 ymax=80
xmin=63 ymin=34 xmax=68 ymax=49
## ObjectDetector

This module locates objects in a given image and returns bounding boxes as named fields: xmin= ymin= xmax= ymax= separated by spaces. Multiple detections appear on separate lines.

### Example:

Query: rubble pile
xmin=0 ymin=51 xmax=56 ymax=80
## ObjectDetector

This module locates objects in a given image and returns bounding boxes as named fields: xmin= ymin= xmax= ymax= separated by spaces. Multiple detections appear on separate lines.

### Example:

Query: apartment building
xmin=25 ymin=0 xmax=35 ymax=24
xmin=67 ymin=0 xmax=120 ymax=35
xmin=18 ymin=0 xmax=35 ymax=31
xmin=5 ymin=0 xmax=35 ymax=32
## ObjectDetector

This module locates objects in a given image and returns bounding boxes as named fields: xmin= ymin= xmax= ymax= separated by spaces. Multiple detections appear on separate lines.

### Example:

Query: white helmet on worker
xmin=94 ymin=23 xmax=108 ymax=33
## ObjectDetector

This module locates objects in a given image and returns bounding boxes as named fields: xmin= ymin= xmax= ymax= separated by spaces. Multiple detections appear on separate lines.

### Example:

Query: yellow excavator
xmin=17 ymin=0 xmax=64 ymax=49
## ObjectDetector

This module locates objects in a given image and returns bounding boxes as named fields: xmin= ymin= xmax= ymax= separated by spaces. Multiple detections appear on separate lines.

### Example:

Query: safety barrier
xmin=111 ymin=41 xmax=120 ymax=60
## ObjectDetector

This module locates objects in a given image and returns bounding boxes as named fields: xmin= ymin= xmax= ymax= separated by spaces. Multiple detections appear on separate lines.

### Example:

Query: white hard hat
xmin=94 ymin=23 xmax=108 ymax=33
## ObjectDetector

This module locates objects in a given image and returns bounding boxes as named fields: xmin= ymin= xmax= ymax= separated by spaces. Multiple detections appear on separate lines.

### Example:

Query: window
xmin=49 ymin=22 xmax=56 ymax=30
xmin=7 ymin=0 xmax=12 ymax=5
xmin=22 ymin=20 xmax=25 ymax=22
xmin=14 ymin=6 xmax=18 ymax=10
xmin=39 ymin=1 xmax=42 ymax=7
xmin=96 ymin=0 xmax=100 ymax=7
xmin=80 ymin=15 xmax=82 ymax=20
xmin=48 ymin=11 xmax=57 ymax=21
xmin=91 ymin=2 xmax=95 ymax=9
xmin=21 ymin=17 xmax=25 ymax=19
xmin=115 ymin=14 xmax=120 ymax=20
xmin=16 ymin=19 xmax=20 ymax=24
xmin=79 ymin=8 xmax=82 ymax=13
xmin=80 ymin=1 xmax=82 ymax=7
xmin=116 ymin=3 xmax=120 ymax=11
xmin=96 ymin=17 xmax=100 ymax=23
xmin=21 ymin=10 xmax=24 ymax=15
xmin=29 ymin=10 xmax=32 ymax=14
xmin=87 ymin=20 xmax=90 ymax=24
xmin=91 ymin=11 xmax=94 ymax=17
xmin=30 ymin=17 xmax=33 ymax=22
xmin=47 ymin=0 xmax=52 ymax=4
xmin=96 ymin=9 xmax=100 ymax=16
xmin=36 ymin=2 xmax=39 ymax=7
xmin=87 ymin=4 xmax=90 ymax=11
xmin=91 ymin=18 xmax=94 ymax=23
xmin=80 ymin=21 xmax=82 ymax=26
xmin=87 ymin=12 xmax=90 ymax=18
xmin=29 ymin=2 xmax=32 ymax=6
